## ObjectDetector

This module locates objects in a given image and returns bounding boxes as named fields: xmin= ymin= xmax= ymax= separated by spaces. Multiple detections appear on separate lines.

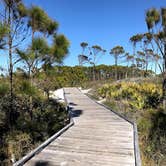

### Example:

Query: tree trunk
xmin=9 ymin=38 xmax=13 ymax=125
xmin=145 ymin=56 xmax=148 ymax=77
xmin=162 ymin=44 xmax=166 ymax=109
xmin=28 ymin=67 xmax=33 ymax=120
xmin=8 ymin=4 xmax=14 ymax=129
xmin=115 ymin=56 xmax=118 ymax=80
xmin=155 ymin=62 xmax=157 ymax=75
xmin=93 ymin=64 xmax=96 ymax=81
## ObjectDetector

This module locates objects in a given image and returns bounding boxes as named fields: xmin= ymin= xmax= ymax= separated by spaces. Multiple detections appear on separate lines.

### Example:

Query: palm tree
xmin=110 ymin=46 xmax=125 ymax=80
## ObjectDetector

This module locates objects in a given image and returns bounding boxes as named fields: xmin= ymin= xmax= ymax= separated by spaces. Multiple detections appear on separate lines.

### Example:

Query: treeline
xmin=33 ymin=65 xmax=153 ymax=89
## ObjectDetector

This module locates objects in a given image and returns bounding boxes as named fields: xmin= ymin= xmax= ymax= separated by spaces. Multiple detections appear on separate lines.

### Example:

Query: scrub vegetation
xmin=0 ymin=0 xmax=69 ymax=164
xmin=0 ymin=1 xmax=166 ymax=166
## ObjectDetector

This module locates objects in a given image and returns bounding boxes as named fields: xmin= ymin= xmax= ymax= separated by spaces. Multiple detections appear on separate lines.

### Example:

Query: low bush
xmin=98 ymin=82 xmax=162 ymax=110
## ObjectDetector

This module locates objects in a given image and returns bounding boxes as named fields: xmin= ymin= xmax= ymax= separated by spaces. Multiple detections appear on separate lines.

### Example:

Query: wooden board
xmin=25 ymin=88 xmax=135 ymax=166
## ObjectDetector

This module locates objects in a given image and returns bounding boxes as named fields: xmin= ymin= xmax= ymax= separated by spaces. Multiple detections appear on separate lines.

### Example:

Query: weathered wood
xmin=22 ymin=87 xmax=140 ymax=166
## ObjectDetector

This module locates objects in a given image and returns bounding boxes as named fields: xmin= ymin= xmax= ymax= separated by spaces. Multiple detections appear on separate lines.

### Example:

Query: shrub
xmin=0 ymin=82 xmax=9 ymax=96
xmin=98 ymin=82 xmax=162 ymax=110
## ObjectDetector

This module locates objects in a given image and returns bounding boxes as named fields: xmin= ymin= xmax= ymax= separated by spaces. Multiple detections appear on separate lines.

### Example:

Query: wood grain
xmin=25 ymin=88 xmax=135 ymax=166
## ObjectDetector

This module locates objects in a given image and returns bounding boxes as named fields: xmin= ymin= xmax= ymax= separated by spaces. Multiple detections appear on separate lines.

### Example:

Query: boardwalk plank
xmin=24 ymin=87 xmax=135 ymax=166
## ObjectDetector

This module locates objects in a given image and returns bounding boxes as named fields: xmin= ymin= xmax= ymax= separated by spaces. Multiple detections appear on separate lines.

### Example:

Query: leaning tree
xmin=130 ymin=34 xmax=143 ymax=58
xmin=79 ymin=43 xmax=105 ymax=80
xmin=90 ymin=45 xmax=106 ymax=81
xmin=78 ymin=42 xmax=89 ymax=66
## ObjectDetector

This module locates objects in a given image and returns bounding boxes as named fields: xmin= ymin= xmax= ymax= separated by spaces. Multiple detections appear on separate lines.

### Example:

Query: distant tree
xmin=110 ymin=46 xmax=125 ymax=66
xmin=78 ymin=54 xmax=89 ymax=66
xmin=144 ymin=49 xmax=153 ymax=74
xmin=153 ymin=53 xmax=161 ymax=74
xmin=79 ymin=43 xmax=105 ymax=80
xmin=90 ymin=45 xmax=105 ymax=80
xmin=80 ymin=42 xmax=88 ymax=54
xmin=126 ymin=53 xmax=135 ymax=67
xmin=110 ymin=46 xmax=125 ymax=79
xmin=91 ymin=45 xmax=103 ymax=64
xmin=130 ymin=34 xmax=143 ymax=58
xmin=78 ymin=42 xmax=89 ymax=66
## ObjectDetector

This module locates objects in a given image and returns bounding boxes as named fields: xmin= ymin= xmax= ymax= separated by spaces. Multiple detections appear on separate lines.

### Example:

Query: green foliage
xmin=17 ymin=2 xmax=28 ymax=17
xmin=19 ymin=80 xmax=36 ymax=96
xmin=46 ymin=65 xmax=146 ymax=88
xmin=0 ymin=1 xmax=70 ymax=164
xmin=28 ymin=6 xmax=50 ymax=33
xmin=98 ymin=81 xmax=162 ymax=110
xmin=0 ymin=82 xmax=9 ymax=96
xmin=130 ymin=34 xmax=143 ymax=45
xmin=51 ymin=34 xmax=70 ymax=64
xmin=0 ymin=23 xmax=8 ymax=40
xmin=146 ymin=8 xmax=160 ymax=30
xmin=0 ymin=91 xmax=68 ymax=163
xmin=31 ymin=37 xmax=49 ymax=55
xmin=80 ymin=42 xmax=88 ymax=49
xmin=138 ymin=109 xmax=166 ymax=165
xmin=110 ymin=45 xmax=125 ymax=56
xmin=5 ymin=131 xmax=32 ymax=161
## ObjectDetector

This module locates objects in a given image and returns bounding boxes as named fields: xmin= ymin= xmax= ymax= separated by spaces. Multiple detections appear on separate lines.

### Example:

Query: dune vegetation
xmin=0 ymin=0 xmax=166 ymax=165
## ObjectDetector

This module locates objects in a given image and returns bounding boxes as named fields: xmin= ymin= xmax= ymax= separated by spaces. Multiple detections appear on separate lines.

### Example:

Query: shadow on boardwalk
xmin=34 ymin=161 xmax=50 ymax=166
xmin=70 ymin=109 xmax=83 ymax=117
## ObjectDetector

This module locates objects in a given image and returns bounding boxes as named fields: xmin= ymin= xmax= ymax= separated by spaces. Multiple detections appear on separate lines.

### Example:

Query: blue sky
xmin=26 ymin=0 xmax=165 ymax=66
xmin=1 ymin=0 xmax=166 ymax=70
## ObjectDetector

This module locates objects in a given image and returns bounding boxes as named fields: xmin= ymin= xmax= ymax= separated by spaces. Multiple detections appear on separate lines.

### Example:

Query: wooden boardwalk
xmin=24 ymin=87 xmax=136 ymax=166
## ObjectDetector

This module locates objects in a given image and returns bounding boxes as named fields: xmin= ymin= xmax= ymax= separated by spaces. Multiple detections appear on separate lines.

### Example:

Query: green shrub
xmin=5 ymin=131 xmax=32 ymax=161
xmin=98 ymin=82 xmax=162 ymax=110
xmin=0 ymin=82 xmax=9 ymax=96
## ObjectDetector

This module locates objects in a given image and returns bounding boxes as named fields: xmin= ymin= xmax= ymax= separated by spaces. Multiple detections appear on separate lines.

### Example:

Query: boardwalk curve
xmin=15 ymin=87 xmax=140 ymax=166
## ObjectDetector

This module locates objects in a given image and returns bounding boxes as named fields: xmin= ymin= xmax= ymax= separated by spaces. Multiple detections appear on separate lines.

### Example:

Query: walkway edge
xmin=82 ymin=90 xmax=141 ymax=166
xmin=13 ymin=89 xmax=74 ymax=166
